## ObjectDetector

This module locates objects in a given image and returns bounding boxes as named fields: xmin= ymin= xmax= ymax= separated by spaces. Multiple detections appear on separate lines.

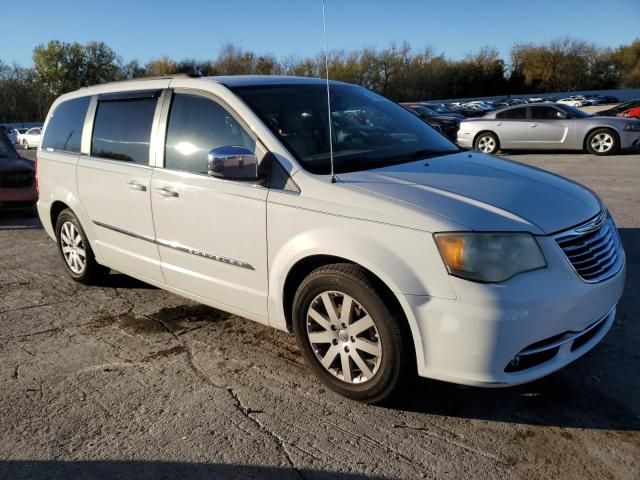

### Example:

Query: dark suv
xmin=0 ymin=130 xmax=37 ymax=213
xmin=401 ymin=103 xmax=461 ymax=141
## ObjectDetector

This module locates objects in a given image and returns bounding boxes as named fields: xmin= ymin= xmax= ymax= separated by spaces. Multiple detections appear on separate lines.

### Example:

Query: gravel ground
xmin=1 ymin=149 xmax=638 ymax=480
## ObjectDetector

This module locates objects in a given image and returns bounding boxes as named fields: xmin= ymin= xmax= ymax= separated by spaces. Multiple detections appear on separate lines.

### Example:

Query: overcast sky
xmin=1 ymin=0 xmax=639 ymax=66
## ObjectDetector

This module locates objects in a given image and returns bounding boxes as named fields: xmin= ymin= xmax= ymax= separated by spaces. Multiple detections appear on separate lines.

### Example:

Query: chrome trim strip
xmin=155 ymin=238 xmax=254 ymax=270
xmin=518 ymin=306 xmax=614 ymax=357
xmin=93 ymin=220 xmax=156 ymax=243
xmin=92 ymin=221 xmax=254 ymax=270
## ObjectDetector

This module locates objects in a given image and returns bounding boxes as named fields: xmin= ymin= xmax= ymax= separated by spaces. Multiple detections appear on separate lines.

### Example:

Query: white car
xmin=557 ymin=98 xmax=587 ymax=108
xmin=21 ymin=127 xmax=42 ymax=149
xmin=14 ymin=128 xmax=29 ymax=144
xmin=36 ymin=76 xmax=625 ymax=403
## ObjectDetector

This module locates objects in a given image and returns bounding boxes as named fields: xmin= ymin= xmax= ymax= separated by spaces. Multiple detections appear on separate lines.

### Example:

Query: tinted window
xmin=91 ymin=98 xmax=156 ymax=164
xmin=233 ymin=84 xmax=458 ymax=174
xmin=165 ymin=93 xmax=255 ymax=175
xmin=530 ymin=106 xmax=562 ymax=120
xmin=0 ymin=130 xmax=18 ymax=159
xmin=497 ymin=107 xmax=527 ymax=120
xmin=42 ymin=97 xmax=90 ymax=153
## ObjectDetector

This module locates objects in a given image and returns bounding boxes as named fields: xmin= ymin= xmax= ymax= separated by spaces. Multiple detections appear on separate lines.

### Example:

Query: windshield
xmin=232 ymin=83 xmax=459 ymax=174
xmin=0 ymin=131 xmax=18 ymax=159
xmin=556 ymin=104 xmax=591 ymax=118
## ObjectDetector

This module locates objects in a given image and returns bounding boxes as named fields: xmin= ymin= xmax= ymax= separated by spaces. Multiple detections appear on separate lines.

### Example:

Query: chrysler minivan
xmin=37 ymin=75 xmax=626 ymax=403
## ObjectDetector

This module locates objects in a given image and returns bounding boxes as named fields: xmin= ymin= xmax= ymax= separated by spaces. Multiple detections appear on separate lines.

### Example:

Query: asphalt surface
xmin=1 ymin=148 xmax=638 ymax=480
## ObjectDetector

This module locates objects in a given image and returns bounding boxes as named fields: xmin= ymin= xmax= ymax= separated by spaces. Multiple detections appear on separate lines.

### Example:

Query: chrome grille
xmin=554 ymin=211 xmax=623 ymax=283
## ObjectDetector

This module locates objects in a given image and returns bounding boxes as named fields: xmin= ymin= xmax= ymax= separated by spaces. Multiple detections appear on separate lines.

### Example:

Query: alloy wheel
xmin=306 ymin=291 xmax=382 ymax=384
xmin=477 ymin=135 xmax=496 ymax=153
xmin=590 ymin=133 xmax=614 ymax=153
xmin=60 ymin=221 xmax=86 ymax=274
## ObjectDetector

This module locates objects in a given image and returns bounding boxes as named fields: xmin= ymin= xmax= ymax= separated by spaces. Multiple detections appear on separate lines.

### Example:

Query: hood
xmin=337 ymin=152 xmax=601 ymax=234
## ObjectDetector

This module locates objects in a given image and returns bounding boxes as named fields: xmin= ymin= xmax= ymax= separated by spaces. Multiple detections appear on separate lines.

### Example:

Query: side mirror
xmin=207 ymin=146 xmax=262 ymax=181
xmin=556 ymin=111 xmax=568 ymax=120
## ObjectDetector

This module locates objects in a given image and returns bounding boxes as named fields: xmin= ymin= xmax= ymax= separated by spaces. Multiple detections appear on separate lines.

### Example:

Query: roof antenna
xmin=321 ymin=0 xmax=336 ymax=183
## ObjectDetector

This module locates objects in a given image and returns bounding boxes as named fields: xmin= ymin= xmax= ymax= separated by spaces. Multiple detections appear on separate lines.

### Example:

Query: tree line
xmin=1 ymin=38 xmax=639 ymax=123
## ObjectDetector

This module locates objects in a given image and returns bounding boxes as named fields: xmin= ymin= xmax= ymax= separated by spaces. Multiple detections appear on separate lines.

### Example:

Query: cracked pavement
xmin=0 ymin=151 xmax=639 ymax=479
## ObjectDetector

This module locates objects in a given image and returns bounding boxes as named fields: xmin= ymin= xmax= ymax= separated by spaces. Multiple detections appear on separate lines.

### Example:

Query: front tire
xmin=474 ymin=131 xmax=500 ymax=154
xmin=586 ymin=128 xmax=619 ymax=156
xmin=23 ymin=140 xmax=29 ymax=150
xmin=292 ymin=264 xmax=410 ymax=404
xmin=55 ymin=209 xmax=109 ymax=283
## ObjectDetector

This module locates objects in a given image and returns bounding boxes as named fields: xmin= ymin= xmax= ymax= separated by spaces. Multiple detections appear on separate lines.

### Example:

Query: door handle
xmin=531 ymin=124 xmax=538 ymax=127
xmin=155 ymin=187 xmax=179 ymax=198
xmin=127 ymin=180 xmax=147 ymax=192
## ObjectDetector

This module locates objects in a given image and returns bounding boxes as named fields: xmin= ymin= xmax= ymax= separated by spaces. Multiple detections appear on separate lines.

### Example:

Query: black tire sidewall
xmin=587 ymin=128 xmax=619 ymax=156
xmin=292 ymin=268 xmax=405 ymax=403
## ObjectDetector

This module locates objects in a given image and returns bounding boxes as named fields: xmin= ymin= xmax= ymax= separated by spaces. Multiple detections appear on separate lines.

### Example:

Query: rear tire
xmin=55 ymin=209 xmax=109 ymax=284
xmin=586 ymin=128 xmax=619 ymax=156
xmin=292 ymin=263 xmax=410 ymax=404
xmin=474 ymin=131 xmax=500 ymax=154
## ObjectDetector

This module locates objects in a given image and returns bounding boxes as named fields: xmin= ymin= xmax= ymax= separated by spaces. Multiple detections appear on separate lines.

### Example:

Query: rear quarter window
xmin=42 ymin=96 xmax=91 ymax=153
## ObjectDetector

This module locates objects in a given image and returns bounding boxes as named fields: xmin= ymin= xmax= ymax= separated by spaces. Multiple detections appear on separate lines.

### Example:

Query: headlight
xmin=623 ymin=123 xmax=640 ymax=132
xmin=434 ymin=232 xmax=546 ymax=283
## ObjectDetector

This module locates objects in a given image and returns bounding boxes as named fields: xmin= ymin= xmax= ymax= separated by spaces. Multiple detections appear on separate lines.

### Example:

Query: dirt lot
xmin=1 ymin=149 xmax=639 ymax=480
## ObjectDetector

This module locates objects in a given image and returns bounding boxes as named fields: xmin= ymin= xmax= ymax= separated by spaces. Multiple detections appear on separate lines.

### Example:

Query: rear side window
xmin=164 ymin=93 xmax=255 ymax=175
xmin=42 ymin=97 xmax=90 ymax=153
xmin=497 ymin=108 xmax=527 ymax=120
xmin=91 ymin=98 xmax=157 ymax=164
xmin=530 ymin=106 xmax=562 ymax=120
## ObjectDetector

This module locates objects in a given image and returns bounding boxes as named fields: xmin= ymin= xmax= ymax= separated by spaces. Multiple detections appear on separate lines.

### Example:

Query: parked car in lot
xmin=618 ymin=106 xmax=640 ymax=119
xmin=557 ymin=98 xmax=588 ymax=108
xmin=0 ymin=130 xmax=37 ymax=213
xmin=401 ymin=103 xmax=461 ymax=140
xmin=1 ymin=126 xmax=18 ymax=144
xmin=21 ymin=127 xmax=42 ymax=149
xmin=457 ymin=103 xmax=640 ymax=155
xmin=14 ymin=128 xmax=29 ymax=144
xmin=420 ymin=103 xmax=465 ymax=119
xmin=37 ymin=76 xmax=625 ymax=403
xmin=596 ymin=99 xmax=640 ymax=117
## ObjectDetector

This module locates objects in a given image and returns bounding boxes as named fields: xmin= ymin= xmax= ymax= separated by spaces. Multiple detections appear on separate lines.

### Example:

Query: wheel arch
xmin=281 ymin=253 xmax=419 ymax=370
xmin=50 ymin=200 xmax=71 ymax=234
xmin=473 ymin=129 xmax=500 ymax=149
xmin=583 ymin=126 xmax=620 ymax=152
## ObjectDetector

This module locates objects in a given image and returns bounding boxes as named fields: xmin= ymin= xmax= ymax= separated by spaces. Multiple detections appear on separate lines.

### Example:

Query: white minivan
xmin=37 ymin=75 xmax=625 ymax=403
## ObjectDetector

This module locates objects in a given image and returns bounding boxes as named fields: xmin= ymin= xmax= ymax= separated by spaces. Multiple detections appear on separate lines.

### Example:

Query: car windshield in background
xmin=0 ymin=132 xmax=18 ymax=159
xmin=556 ymin=104 xmax=591 ymax=118
xmin=429 ymin=104 xmax=453 ymax=114
xmin=232 ymin=83 xmax=459 ymax=174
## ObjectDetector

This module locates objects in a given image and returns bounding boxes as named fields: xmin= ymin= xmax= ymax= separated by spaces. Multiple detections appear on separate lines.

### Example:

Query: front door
xmin=527 ymin=105 xmax=574 ymax=149
xmin=150 ymin=90 xmax=269 ymax=321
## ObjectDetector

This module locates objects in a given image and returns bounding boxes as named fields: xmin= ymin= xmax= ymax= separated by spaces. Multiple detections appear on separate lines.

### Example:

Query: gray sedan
xmin=457 ymin=104 xmax=640 ymax=155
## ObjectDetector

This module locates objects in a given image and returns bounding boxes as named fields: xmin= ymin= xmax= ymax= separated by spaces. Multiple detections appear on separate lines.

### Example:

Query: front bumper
xmin=405 ymin=235 xmax=626 ymax=386
xmin=619 ymin=130 xmax=640 ymax=150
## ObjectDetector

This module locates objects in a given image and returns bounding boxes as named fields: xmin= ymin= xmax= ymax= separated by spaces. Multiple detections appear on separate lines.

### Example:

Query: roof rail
xmin=79 ymin=73 xmax=202 ymax=89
